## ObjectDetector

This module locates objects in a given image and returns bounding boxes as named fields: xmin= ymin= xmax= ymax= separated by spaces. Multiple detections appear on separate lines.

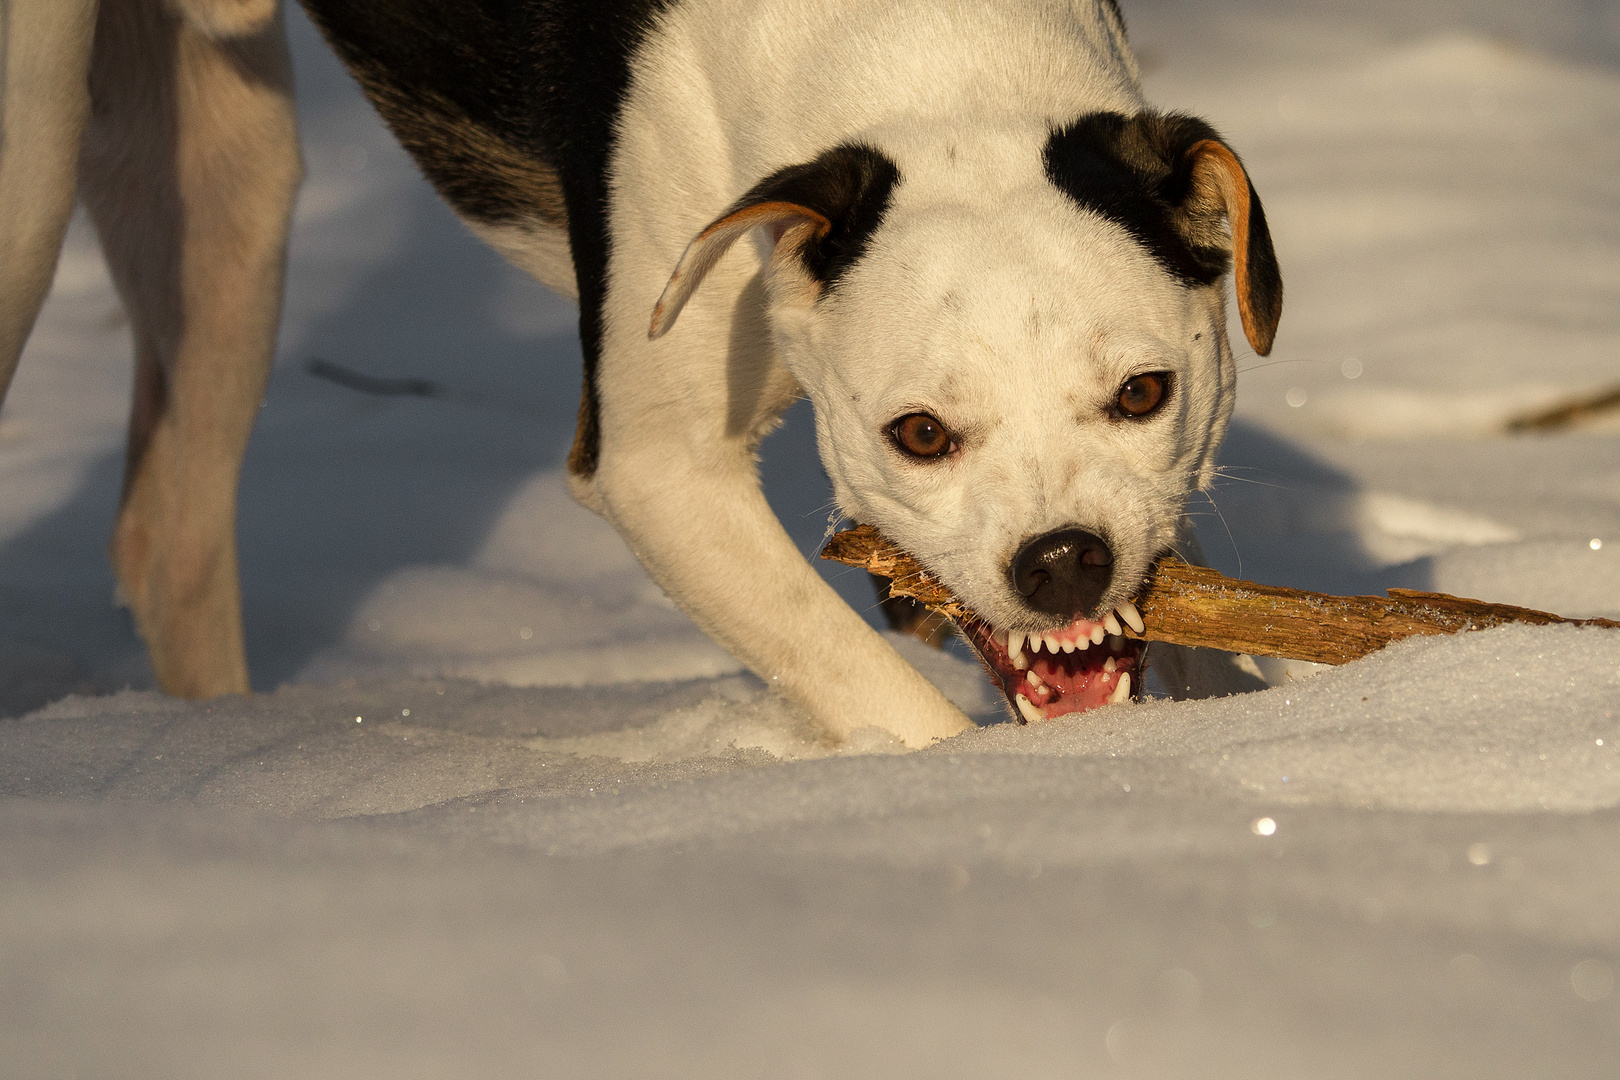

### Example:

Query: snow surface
xmin=4 ymin=1 xmax=1620 ymax=1075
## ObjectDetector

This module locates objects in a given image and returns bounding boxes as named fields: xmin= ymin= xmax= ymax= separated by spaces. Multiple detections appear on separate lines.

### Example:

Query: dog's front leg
xmin=579 ymin=280 xmax=971 ymax=750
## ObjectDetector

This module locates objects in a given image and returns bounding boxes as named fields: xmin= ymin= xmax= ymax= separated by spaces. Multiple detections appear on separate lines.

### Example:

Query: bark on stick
xmin=821 ymin=524 xmax=1620 ymax=665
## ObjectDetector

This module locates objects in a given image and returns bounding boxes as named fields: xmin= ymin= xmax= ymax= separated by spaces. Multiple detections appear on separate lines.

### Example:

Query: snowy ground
xmin=4 ymin=1 xmax=1620 ymax=1075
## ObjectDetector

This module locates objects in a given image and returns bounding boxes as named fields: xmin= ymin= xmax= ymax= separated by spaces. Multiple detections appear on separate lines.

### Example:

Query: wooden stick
xmin=821 ymin=524 xmax=1620 ymax=665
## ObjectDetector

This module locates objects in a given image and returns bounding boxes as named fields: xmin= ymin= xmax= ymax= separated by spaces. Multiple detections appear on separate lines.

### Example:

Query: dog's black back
xmin=298 ymin=0 xmax=671 ymax=474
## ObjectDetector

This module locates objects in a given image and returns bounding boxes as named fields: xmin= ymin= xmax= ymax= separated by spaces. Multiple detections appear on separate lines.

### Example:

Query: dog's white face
xmin=653 ymin=111 xmax=1278 ymax=722
xmin=796 ymin=192 xmax=1234 ymax=632
xmin=780 ymin=187 xmax=1235 ymax=719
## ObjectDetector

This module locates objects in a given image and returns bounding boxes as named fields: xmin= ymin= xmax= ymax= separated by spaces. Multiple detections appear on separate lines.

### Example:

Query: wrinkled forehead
xmin=821 ymin=192 xmax=1194 ymax=398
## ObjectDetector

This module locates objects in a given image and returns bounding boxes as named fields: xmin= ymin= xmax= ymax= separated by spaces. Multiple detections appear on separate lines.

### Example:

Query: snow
xmin=3 ymin=1 xmax=1620 ymax=1075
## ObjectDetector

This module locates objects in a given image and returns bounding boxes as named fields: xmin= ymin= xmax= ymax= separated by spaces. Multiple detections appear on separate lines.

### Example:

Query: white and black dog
xmin=0 ymin=0 xmax=1278 ymax=745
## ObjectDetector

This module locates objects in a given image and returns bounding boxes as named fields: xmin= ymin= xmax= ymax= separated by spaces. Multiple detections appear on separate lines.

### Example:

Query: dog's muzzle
xmin=946 ymin=528 xmax=1145 ymax=724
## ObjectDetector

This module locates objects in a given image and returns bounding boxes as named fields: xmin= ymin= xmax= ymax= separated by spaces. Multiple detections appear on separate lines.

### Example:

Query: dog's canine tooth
xmin=1108 ymin=671 xmax=1132 ymax=705
xmin=1090 ymin=624 xmax=1106 ymax=646
xmin=1118 ymin=601 xmax=1146 ymax=635
xmin=1102 ymin=612 xmax=1122 ymax=638
xmin=1104 ymin=656 xmax=1117 ymax=673
xmin=1014 ymin=693 xmax=1043 ymax=724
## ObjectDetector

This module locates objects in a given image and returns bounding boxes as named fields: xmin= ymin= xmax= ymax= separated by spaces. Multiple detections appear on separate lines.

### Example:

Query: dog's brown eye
xmin=1116 ymin=373 xmax=1169 ymax=418
xmin=891 ymin=413 xmax=954 ymax=458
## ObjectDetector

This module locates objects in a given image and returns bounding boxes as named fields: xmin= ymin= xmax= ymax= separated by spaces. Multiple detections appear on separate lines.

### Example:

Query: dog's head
xmin=652 ymin=111 xmax=1281 ymax=722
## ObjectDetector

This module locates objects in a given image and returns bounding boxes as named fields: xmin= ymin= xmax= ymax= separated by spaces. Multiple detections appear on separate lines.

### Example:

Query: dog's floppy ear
xmin=1183 ymin=138 xmax=1283 ymax=356
xmin=1045 ymin=112 xmax=1283 ymax=355
xmin=650 ymin=144 xmax=900 ymax=338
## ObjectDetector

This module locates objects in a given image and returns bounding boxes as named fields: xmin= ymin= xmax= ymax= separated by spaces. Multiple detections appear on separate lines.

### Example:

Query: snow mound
xmin=971 ymin=624 xmax=1620 ymax=813
xmin=6 ymin=624 xmax=1615 ymax=825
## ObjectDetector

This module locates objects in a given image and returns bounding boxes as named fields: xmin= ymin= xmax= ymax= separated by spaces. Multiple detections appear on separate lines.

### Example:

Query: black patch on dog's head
xmin=1044 ymin=110 xmax=1283 ymax=354
xmin=730 ymin=144 xmax=902 ymax=291
xmin=1043 ymin=112 xmax=1235 ymax=287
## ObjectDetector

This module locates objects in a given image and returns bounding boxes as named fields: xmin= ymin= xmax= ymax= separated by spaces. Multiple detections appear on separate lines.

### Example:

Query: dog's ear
xmin=1045 ymin=112 xmax=1283 ymax=355
xmin=650 ymin=144 xmax=900 ymax=338
xmin=1182 ymin=138 xmax=1283 ymax=356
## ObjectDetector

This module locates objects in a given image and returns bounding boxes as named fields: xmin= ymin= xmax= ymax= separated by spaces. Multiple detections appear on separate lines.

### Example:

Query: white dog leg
xmin=582 ymin=266 xmax=971 ymax=748
xmin=590 ymin=444 xmax=973 ymax=748
xmin=0 ymin=0 xmax=97 ymax=403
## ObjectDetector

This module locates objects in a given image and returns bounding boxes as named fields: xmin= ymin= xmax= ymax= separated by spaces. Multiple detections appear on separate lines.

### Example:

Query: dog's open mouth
xmin=956 ymin=604 xmax=1146 ymax=723
xmin=818 ymin=524 xmax=1153 ymax=723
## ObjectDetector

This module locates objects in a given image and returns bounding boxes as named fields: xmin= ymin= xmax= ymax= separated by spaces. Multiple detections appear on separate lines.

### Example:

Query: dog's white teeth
xmin=1075 ymin=634 xmax=1090 ymax=652
xmin=1104 ymin=657 xmax=1118 ymax=673
xmin=1061 ymin=639 xmax=1076 ymax=654
xmin=1008 ymin=633 xmax=1026 ymax=667
xmin=1090 ymin=624 xmax=1106 ymax=646
xmin=1025 ymin=669 xmax=1045 ymax=690
xmin=1014 ymin=693 xmax=1044 ymax=724
xmin=1118 ymin=601 xmax=1146 ymax=635
xmin=1103 ymin=612 xmax=1122 ymax=638
xmin=1108 ymin=671 xmax=1132 ymax=705
xmin=1041 ymin=634 xmax=1059 ymax=654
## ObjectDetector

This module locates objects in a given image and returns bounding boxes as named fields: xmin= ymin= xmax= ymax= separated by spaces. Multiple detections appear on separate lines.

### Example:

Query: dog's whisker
xmin=1208 ymin=472 xmax=1288 ymax=491
xmin=816 ymin=507 xmax=853 ymax=547
xmin=1186 ymin=490 xmax=1243 ymax=579
xmin=1236 ymin=356 xmax=1328 ymax=375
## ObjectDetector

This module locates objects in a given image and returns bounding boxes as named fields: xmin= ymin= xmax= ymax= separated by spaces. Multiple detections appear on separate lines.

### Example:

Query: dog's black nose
xmin=1011 ymin=528 xmax=1114 ymax=619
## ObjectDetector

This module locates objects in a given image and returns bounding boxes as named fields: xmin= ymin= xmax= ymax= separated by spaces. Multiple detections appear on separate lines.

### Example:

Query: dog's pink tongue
xmin=960 ymin=617 xmax=1138 ymax=722
xmin=1015 ymin=651 xmax=1130 ymax=719
xmin=1036 ymin=660 xmax=1127 ymax=718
